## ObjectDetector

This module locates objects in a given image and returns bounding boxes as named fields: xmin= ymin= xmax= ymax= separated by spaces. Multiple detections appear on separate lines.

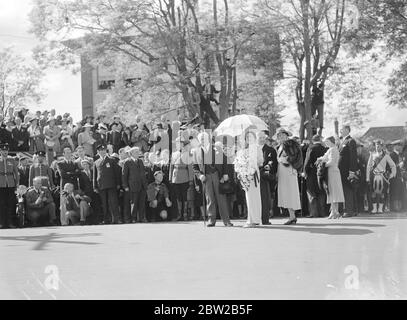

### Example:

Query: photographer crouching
xmin=25 ymin=177 xmax=57 ymax=227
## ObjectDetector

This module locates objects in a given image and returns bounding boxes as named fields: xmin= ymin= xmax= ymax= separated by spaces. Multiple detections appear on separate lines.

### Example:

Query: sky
xmin=0 ymin=0 xmax=406 ymax=134
xmin=0 ymin=0 xmax=82 ymax=121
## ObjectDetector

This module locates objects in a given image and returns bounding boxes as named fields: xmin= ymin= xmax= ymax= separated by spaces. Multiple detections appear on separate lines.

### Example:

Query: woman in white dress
xmin=317 ymin=136 xmax=345 ymax=219
xmin=276 ymin=128 xmax=301 ymax=225
xmin=234 ymin=131 xmax=263 ymax=228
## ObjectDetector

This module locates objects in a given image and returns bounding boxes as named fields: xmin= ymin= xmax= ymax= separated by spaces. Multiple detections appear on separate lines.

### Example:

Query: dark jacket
xmin=122 ymin=158 xmax=148 ymax=192
xmin=26 ymin=186 xmax=54 ymax=210
xmin=56 ymin=159 xmax=82 ymax=190
xmin=338 ymin=135 xmax=358 ymax=180
xmin=303 ymin=142 xmax=327 ymax=194
xmin=78 ymin=170 xmax=94 ymax=197
xmin=12 ymin=126 xmax=30 ymax=151
xmin=93 ymin=156 xmax=121 ymax=191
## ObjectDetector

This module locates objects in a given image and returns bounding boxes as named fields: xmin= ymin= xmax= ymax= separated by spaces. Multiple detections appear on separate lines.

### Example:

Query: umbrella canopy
xmin=214 ymin=114 xmax=268 ymax=137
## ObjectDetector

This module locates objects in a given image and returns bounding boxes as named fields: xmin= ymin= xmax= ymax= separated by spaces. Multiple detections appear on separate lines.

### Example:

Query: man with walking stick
xmin=192 ymin=132 xmax=233 ymax=227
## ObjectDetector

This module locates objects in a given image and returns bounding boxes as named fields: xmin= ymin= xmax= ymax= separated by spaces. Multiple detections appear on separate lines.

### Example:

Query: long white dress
xmin=277 ymin=145 xmax=301 ymax=210
xmin=236 ymin=145 xmax=263 ymax=224
xmin=319 ymin=147 xmax=345 ymax=204
xmin=246 ymin=145 xmax=263 ymax=224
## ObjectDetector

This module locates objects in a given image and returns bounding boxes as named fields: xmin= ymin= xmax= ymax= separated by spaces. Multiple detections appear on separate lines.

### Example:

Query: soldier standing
xmin=0 ymin=143 xmax=20 ymax=229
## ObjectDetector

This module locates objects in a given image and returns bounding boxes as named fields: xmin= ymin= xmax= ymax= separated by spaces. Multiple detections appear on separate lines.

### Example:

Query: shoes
xmin=262 ymin=222 xmax=271 ymax=225
xmin=305 ymin=215 xmax=315 ymax=218
xmin=206 ymin=223 xmax=216 ymax=227
xmin=225 ymin=223 xmax=234 ymax=227
xmin=243 ymin=223 xmax=254 ymax=228
xmin=284 ymin=218 xmax=297 ymax=225
xmin=343 ymin=213 xmax=353 ymax=218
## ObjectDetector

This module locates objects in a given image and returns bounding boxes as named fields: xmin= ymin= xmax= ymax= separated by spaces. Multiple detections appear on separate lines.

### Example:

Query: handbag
xmin=219 ymin=180 xmax=235 ymax=194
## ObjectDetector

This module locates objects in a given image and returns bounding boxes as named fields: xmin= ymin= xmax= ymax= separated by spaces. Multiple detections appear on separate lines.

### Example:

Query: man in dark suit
xmin=57 ymin=147 xmax=81 ymax=190
xmin=78 ymin=159 xmax=99 ymax=224
xmin=258 ymin=132 xmax=278 ymax=224
xmin=93 ymin=144 xmax=122 ymax=224
xmin=192 ymin=132 xmax=233 ymax=227
xmin=122 ymin=146 xmax=148 ymax=223
xmin=303 ymin=135 xmax=327 ymax=217
xmin=93 ymin=124 xmax=108 ymax=156
xmin=12 ymin=117 xmax=29 ymax=152
xmin=338 ymin=125 xmax=358 ymax=217
xmin=56 ymin=147 xmax=82 ymax=225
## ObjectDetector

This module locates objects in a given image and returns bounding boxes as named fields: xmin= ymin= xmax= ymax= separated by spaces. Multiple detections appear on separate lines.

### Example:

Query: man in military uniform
xmin=28 ymin=150 xmax=54 ymax=188
xmin=25 ymin=177 xmax=57 ymax=226
xmin=366 ymin=139 xmax=396 ymax=213
xmin=93 ymin=144 xmax=122 ymax=224
xmin=0 ymin=143 xmax=19 ymax=229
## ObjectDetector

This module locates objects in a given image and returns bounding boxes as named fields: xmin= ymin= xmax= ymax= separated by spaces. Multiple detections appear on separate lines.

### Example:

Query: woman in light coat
xmin=317 ymin=136 xmax=345 ymax=219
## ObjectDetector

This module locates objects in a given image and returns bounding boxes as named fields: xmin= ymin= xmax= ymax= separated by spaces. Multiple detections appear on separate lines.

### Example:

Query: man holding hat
xmin=93 ymin=144 xmax=122 ymax=224
xmin=0 ymin=143 xmax=19 ymax=228
xmin=29 ymin=150 xmax=55 ymax=188
xmin=122 ymin=146 xmax=148 ymax=223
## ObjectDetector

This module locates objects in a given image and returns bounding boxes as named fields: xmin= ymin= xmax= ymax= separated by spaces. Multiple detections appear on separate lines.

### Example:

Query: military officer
xmin=93 ymin=144 xmax=122 ymax=224
xmin=28 ymin=150 xmax=55 ymax=188
xmin=0 ymin=143 xmax=19 ymax=228
xmin=25 ymin=176 xmax=57 ymax=226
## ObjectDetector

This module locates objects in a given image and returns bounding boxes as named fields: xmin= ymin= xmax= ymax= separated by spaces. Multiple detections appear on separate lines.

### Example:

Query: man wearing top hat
xmin=0 ymin=143 xmax=19 ymax=228
xmin=93 ymin=144 xmax=122 ymax=224
xmin=29 ymin=150 xmax=55 ymax=188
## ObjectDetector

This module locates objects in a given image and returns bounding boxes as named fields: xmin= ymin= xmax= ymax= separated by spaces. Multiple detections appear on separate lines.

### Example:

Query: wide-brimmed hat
xmin=272 ymin=128 xmax=292 ymax=139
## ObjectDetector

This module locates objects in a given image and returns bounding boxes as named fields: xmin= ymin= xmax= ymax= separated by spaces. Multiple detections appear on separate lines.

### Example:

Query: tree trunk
xmin=302 ymin=0 xmax=313 ymax=140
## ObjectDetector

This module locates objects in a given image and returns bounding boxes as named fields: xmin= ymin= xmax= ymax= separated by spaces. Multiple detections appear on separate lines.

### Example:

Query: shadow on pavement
xmin=0 ymin=232 xmax=102 ymax=251
xmin=286 ymin=223 xmax=385 ymax=228
xmin=250 ymin=225 xmax=374 ymax=235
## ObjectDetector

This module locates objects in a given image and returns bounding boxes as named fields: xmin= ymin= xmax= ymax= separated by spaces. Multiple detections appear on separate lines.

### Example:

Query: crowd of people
xmin=0 ymin=105 xmax=406 ymax=229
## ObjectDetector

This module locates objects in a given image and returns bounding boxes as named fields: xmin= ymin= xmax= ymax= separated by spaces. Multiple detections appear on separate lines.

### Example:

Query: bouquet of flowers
xmin=233 ymin=149 xmax=257 ymax=191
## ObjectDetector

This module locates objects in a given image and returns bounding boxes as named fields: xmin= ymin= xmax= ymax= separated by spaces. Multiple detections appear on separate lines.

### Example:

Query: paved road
xmin=1 ymin=213 xmax=406 ymax=300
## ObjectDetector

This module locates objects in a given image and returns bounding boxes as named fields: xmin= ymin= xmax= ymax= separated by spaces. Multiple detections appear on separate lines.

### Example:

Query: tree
xmin=256 ymin=0 xmax=356 ymax=139
xmin=346 ymin=0 xmax=407 ymax=109
xmin=324 ymin=52 xmax=381 ymax=128
xmin=29 ymin=0 xmax=257 ymax=124
xmin=0 ymin=47 xmax=44 ymax=116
